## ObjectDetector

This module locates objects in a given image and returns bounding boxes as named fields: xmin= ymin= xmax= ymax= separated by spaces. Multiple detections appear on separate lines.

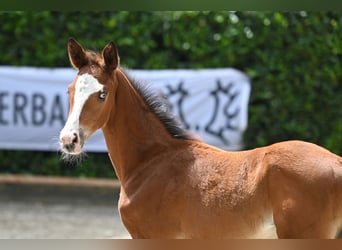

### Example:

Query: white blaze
xmin=60 ymin=73 xmax=103 ymax=138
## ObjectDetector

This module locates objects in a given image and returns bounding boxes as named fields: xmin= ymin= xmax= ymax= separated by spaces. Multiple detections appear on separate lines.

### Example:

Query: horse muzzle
xmin=59 ymin=129 xmax=85 ymax=155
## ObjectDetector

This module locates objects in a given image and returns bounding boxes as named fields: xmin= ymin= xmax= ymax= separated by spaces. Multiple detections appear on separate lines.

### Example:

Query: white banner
xmin=0 ymin=66 xmax=250 ymax=152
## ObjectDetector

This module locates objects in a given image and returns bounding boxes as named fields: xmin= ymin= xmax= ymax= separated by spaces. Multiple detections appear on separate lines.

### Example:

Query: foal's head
xmin=59 ymin=39 xmax=119 ymax=156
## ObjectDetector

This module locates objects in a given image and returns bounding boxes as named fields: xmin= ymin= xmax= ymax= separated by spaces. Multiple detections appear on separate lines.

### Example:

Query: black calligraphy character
xmin=205 ymin=80 xmax=240 ymax=146
xmin=164 ymin=82 xmax=190 ymax=129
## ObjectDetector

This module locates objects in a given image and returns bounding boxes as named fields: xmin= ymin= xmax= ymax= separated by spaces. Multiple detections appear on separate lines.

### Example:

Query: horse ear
xmin=102 ymin=41 xmax=120 ymax=72
xmin=68 ymin=38 xmax=88 ymax=69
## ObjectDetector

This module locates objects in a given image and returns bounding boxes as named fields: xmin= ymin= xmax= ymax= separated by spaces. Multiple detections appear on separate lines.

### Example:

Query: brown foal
xmin=59 ymin=39 xmax=342 ymax=238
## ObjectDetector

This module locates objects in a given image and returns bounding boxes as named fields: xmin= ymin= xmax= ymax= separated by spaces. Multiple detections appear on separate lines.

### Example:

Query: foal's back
xmin=177 ymin=140 xmax=342 ymax=238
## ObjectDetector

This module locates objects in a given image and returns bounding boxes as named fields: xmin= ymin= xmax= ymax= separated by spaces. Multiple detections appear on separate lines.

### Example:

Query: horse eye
xmin=99 ymin=91 xmax=107 ymax=100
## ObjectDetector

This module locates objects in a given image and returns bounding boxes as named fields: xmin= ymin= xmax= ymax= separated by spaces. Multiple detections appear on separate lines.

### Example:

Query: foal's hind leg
xmin=272 ymin=199 xmax=337 ymax=238
xmin=269 ymin=169 xmax=337 ymax=238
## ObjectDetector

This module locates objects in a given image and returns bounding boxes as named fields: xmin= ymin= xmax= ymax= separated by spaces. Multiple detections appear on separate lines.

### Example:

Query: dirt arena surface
xmin=2 ymin=175 xmax=341 ymax=239
xmin=0 ymin=175 xmax=130 ymax=239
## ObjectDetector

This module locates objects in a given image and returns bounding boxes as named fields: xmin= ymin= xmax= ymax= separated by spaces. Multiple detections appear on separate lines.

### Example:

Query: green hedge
xmin=0 ymin=11 xmax=341 ymax=178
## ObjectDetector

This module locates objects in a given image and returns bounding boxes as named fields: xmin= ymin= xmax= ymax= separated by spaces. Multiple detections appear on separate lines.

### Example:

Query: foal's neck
xmin=102 ymin=69 xmax=177 ymax=183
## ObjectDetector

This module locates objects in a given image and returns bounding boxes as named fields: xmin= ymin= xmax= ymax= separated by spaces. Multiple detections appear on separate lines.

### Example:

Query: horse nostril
xmin=64 ymin=144 xmax=74 ymax=152
xmin=72 ymin=132 xmax=78 ymax=145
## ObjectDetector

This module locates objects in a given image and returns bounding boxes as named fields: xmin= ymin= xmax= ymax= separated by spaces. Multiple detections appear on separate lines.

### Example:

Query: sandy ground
xmin=0 ymin=175 xmax=130 ymax=239
xmin=2 ymin=175 xmax=340 ymax=239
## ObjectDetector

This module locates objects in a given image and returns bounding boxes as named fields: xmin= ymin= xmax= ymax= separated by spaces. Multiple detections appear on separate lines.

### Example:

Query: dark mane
xmin=122 ymin=69 xmax=195 ymax=140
